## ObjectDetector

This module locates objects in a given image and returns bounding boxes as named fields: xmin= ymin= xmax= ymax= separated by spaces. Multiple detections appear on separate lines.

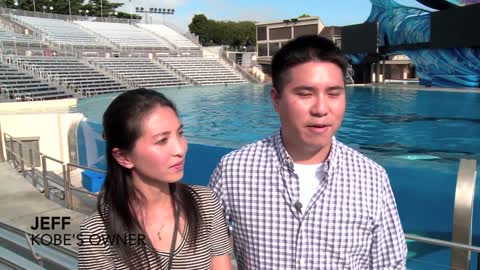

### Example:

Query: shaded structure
xmin=255 ymin=16 xmax=325 ymax=74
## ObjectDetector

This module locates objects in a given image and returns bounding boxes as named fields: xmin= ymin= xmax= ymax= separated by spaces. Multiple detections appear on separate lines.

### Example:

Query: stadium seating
xmin=10 ymin=56 xmax=128 ymax=96
xmin=0 ymin=29 xmax=48 ymax=56
xmin=0 ymin=12 xmax=251 ymax=100
xmin=88 ymin=57 xmax=189 ymax=88
xmin=158 ymin=57 xmax=248 ymax=85
xmin=74 ymin=21 xmax=172 ymax=52
xmin=0 ymin=62 xmax=73 ymax=101
xmin=11 ymin=15 xmax=101 ymax=48
xmin=137 ymin=24 xmax=201 ymax=56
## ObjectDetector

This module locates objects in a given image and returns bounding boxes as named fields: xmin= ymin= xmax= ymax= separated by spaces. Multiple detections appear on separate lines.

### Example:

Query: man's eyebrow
xmin=326 ymin=86 xmax=345 ymax=91
xmin=291 ymin=85 xmax=316 ymax=91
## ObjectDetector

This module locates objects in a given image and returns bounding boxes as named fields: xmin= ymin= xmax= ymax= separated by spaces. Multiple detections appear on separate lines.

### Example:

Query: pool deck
xmin=0 ymin=161 xmax=86 ymax=252
xmin=353 ymin=83 xmax=480 ymax=93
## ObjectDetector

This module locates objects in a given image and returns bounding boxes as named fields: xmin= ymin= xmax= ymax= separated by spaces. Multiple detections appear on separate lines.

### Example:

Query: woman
xmin=78 ymin=88 xmax=232 ymax=270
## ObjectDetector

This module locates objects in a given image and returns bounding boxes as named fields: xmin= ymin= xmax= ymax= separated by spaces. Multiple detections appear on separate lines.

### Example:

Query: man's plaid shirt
xmin=209 ymin=131 xmax=407 ymax=270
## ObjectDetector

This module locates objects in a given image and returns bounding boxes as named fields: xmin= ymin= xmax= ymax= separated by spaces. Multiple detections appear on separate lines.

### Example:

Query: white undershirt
xmin=293 ymin=163 xmax=324 ymax=211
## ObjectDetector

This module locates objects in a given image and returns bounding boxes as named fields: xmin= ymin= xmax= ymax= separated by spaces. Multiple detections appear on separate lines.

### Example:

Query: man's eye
xmin=328 ymin=90 xmax=343 ymax=97
xmin=297 ymin=92 xmax=311 ymax=96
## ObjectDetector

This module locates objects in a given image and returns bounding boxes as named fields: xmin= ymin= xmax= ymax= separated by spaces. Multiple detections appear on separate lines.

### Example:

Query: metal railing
xmin=0 ymin=221 xmax=78 ymax=269
xmin=3 ymin=132 xmax=103 ymax=210
xmin=220 ymin=49 xmax=261 ymax=84
xmin=1 ymin=7 xmax=138 ymax=24
xmin=1 ymin=131 xmax=479 ymax=269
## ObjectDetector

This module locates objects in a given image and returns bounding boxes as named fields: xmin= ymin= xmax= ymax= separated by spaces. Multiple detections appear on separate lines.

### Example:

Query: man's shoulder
xmin=335 ymin=140 xmax=387 ymax=175
xmin=221 ymin=135 xmax=275 ymax=164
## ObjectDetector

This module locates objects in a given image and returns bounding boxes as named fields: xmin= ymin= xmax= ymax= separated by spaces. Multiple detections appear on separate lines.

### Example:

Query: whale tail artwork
xmin=345 ymin=0 xmax=480 ymax=87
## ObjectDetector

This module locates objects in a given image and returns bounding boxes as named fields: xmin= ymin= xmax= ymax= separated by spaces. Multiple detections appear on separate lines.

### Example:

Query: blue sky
xmin=114 ymin=0 xmax=434 ymax=32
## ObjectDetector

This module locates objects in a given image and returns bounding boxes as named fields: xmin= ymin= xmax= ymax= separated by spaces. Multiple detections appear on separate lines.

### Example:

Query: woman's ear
xmin=112 ymin=148 xmax=134 ymax=169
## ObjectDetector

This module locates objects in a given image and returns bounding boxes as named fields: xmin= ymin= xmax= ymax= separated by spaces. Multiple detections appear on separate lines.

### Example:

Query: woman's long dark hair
xmin=99 ymin=88 xmax=201 ymax=269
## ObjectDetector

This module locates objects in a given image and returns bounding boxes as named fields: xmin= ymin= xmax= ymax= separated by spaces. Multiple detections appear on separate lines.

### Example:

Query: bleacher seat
xmin=158 ymin=57 xmax=248 ymax=85
xmin=11 ymin=15 xmax=101 ymax=48
xmin=0 ymin=62 xmax=73 ymax=101
xmin=88 ymin=57 xmax=189 ymax=88
xmin=0 ymin=29 xmax=48 ymax=56
xmin=137 ymin=24 xmax=201 ymax=55
xmin=74 ymin=21 xmax=172 ymax=52
xmin=11 ymin=56 xmax=129 ymax=96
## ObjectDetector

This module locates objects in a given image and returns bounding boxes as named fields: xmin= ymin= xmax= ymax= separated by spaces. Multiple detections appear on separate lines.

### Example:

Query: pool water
xmin=75 ymin=83 xmax=480 ymax=269
xmin=77 ymin=84 xmax=480 ymax=160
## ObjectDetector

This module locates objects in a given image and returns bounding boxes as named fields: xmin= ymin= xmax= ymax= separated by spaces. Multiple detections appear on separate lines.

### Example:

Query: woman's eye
xmin=156 ymin=138 xmax=168 ymax=145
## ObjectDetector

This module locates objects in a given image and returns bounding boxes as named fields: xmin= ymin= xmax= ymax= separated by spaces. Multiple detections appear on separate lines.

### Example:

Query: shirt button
xmin=299 ymin=258 xmax=306 ymax=265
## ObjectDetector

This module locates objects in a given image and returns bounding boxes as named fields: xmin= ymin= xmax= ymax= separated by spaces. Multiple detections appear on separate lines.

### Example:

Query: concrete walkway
xmin=0 ymin=161 xmax=86 ymax=251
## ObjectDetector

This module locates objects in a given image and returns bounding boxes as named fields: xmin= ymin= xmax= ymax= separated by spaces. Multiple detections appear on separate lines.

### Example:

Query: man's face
xmin=271 ymin=61 xmax=346 ymax=160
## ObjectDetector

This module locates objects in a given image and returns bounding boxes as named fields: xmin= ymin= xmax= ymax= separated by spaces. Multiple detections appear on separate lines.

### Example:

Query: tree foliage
xmin=3 ymin=0 xmax=17 ymax=9
xmin=188 ymin=14 xmax=256 ymax=48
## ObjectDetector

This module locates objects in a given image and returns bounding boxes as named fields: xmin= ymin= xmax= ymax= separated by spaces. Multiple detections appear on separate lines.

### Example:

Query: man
xmin=209 ymin=35 xmax=407 ymax=269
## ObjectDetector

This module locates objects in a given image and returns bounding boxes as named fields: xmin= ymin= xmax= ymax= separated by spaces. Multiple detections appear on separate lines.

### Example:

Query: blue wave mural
xmin=444 ymin=0 xmax=480 ymax=6
xmin=350 ymin=0 xmax=480 ymax=87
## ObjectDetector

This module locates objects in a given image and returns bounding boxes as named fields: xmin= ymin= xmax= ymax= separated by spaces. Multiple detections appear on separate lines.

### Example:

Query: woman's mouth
xmin=170 ymin=161 xmax=184 ymax=170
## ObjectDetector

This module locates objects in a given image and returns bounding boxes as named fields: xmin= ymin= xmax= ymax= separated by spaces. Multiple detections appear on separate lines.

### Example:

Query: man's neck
xmin=283 ymin=138 xmax=333 ymax=165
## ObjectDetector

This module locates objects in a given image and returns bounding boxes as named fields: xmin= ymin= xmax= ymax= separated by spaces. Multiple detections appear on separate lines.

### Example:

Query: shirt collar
xmin=272 ymin=129 xmax=338 ymax=174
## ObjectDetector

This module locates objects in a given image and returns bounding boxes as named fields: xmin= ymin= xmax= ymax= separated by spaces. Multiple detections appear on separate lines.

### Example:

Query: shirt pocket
xmin=316 ymin=214 xmax=373 ymax=269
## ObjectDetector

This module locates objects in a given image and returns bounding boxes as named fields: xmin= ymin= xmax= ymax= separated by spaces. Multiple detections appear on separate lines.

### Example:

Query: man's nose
xmin=311 ymin=95 xmax=328 ymax=116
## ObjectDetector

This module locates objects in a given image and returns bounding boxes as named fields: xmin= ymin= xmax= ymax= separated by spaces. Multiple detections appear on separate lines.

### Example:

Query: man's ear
xmin=111 ymin=148 xmax=134 ymax=169
xmin=271 ymin=87 xmax=281 ymax=113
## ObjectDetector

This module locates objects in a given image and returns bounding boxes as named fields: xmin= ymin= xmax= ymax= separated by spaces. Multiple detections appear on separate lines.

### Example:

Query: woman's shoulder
xmin=80 ymin=207 xmax=108 ymax=233
xmin=188 ymin=185 xmax=213 ymax=196
xmin=185 ymin=185 xmax=218 ymax=208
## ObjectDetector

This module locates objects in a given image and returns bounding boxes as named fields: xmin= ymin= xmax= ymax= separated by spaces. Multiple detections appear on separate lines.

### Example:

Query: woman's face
xmin=126 ymin=105 xmax=187 ymax=184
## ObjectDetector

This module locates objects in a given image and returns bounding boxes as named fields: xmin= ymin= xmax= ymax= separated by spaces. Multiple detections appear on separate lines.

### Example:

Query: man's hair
xmin=271 ymin=35 xmax=348 ymax=94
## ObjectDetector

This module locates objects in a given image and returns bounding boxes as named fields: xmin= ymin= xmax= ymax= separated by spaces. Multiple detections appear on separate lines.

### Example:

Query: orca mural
xmin=349 ymin=0 xmax=480 ymax=88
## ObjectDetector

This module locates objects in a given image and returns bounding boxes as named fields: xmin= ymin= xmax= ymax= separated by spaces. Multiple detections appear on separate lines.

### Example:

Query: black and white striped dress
xmin=78 ymin=185 xmax=232 ymax=269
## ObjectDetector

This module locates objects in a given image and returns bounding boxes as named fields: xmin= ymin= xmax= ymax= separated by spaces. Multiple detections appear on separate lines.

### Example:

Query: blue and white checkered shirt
xmin=209 ymin=130 xmax=407 ymax=270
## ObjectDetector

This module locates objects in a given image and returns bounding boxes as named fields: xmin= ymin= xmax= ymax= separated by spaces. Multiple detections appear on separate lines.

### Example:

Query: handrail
xmin=0 ymin=221 xmax=78 ymax=268
xmin=67 ymin=162 xmax=106 ymax=173
xmin=220 ymin=49 xmax=260 ymax=84
xmin=25 ymin=232 xmax=44 ymax=263
xmin=452 ymin=159 xmax=478 ymax=270
xmin=405 ymin=233 xmax=480 ymax=253
xmin=0 ymin=123 xmax=5 ymax=162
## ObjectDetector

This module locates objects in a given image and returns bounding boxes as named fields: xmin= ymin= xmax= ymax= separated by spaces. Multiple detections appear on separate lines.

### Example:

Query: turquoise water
xmin=77 ymin=84 xmax=480 ymax=161
xmin=76 ymin=83 xmax=480 ymax=269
